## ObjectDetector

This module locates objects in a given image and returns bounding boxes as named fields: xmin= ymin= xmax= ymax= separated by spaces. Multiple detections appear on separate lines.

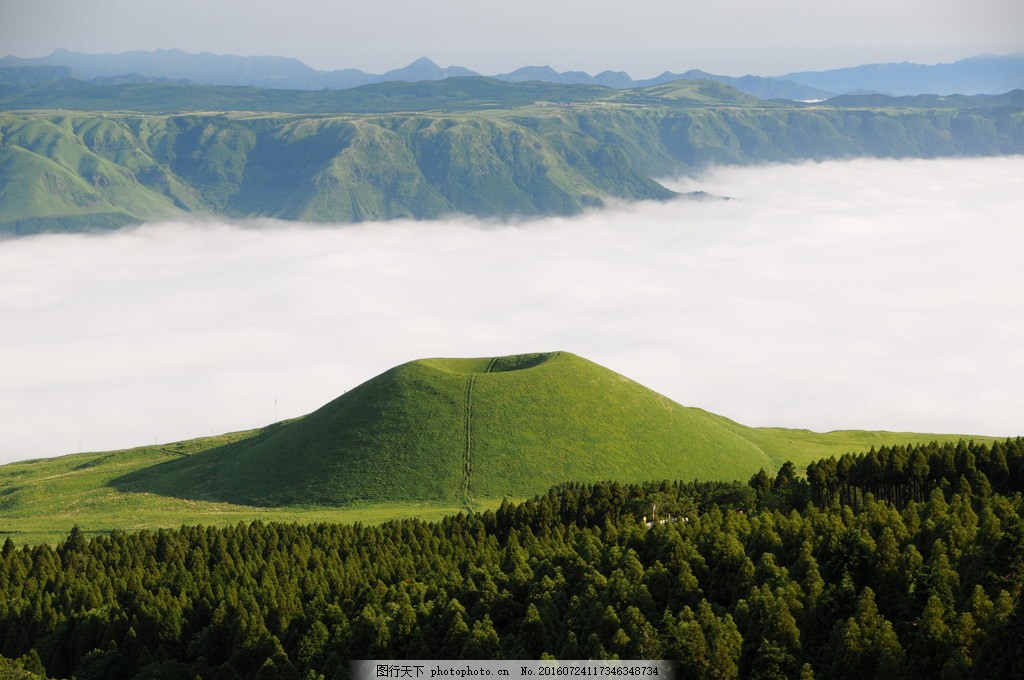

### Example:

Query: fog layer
xmin=1 ymin=156 xmax=1022 ymax=464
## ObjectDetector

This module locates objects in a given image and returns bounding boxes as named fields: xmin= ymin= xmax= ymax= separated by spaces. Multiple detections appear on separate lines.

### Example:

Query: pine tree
xmin=825 ymin=587 xmax=904 ymax=680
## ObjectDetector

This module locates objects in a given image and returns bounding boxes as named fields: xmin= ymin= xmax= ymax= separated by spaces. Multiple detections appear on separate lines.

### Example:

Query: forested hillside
xmin=2 ymin=438 xmax=1022 ymax=678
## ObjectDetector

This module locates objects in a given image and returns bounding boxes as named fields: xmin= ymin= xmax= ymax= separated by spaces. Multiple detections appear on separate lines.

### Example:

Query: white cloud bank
xmin=1 ymin=156 xmax=1022 ymax=464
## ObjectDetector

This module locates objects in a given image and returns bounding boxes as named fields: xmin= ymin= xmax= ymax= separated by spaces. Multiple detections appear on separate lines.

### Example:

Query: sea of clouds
xmin=1 ymin=156 xmax=1022 ymax=464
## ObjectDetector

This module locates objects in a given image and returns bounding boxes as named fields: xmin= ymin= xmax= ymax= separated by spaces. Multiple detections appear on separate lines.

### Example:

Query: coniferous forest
xmin=2 ymin=438 xmax=1023 ymax=679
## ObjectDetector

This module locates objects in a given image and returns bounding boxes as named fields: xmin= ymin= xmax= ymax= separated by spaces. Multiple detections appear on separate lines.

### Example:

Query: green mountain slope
xmin=1 ymin=78 xmax=1022 ymax=234
xmin=2 ymin=100 xmax=1022 ymax=234
xmin=0 ymin=432 xmax=481 ymax=546
xmin=0 ymin=109 xmax=685 ymax=233
xmin=111 ymin=351 xmax=998 ymax=507
xmin=0 ymin=114 xmax=200 ymax=233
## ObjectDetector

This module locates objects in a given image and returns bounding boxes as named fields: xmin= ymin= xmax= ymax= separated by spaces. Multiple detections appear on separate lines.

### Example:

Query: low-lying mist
xmin=2 ymin=156 xmax=1022 ymax=464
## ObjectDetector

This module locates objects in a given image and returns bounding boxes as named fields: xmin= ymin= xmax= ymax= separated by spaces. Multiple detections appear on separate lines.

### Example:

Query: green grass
xmin=703 ymin=413 xmax=999 ymax=469
xmin=0 ymin=432 xmax=507 ymax=545
xmin=0 ymin=114 xmax=195 ymax=232
xmin=615 ymin=80 xmax=764 ymax=107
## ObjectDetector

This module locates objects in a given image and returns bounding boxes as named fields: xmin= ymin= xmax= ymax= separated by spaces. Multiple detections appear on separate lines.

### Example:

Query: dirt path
xmin=461 ymin=374 xmax=476 ymax=507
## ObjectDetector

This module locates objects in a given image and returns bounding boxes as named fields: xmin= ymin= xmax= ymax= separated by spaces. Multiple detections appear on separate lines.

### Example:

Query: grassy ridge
xmin=0 ymin=109 xmax=676 ymax=232
xmin=2 ymin=94 xmax=1022 ymax=233
xmin=0 ymin=77 xmax=618 ymax=114
xmin=0 ymin=78 xmax=768 ymax=116
xmin=3 ymin=75 xmax=1020 ymax=115
xmin=0 ymin=114 xmax=199 ymax=233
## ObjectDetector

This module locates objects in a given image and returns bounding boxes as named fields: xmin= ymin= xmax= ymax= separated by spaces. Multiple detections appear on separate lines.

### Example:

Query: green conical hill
xmin=116 ymin=351 xmax=778 ymax=506
xmin=113 ymin=351 xmax=1002 ymax=509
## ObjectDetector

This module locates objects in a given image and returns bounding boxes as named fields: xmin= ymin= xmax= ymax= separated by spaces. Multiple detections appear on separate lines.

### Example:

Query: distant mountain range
xmin=781 ymin=53 xmax=1024 ymax=96
xmin=3 ymin=48 xmax=1022 ymax=99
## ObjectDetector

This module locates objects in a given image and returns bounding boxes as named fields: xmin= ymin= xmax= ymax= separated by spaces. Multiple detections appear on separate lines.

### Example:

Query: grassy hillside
xmin=1 ymin=83 xmax=1022 ymax=233
xmin=0 ymin=109 xmax=682 ymax=233
xmin=0 ymin=431 xmax=494 ymax=546
xmin=0 ymin=114 xmax=201 ymax=233
xmin=0 ymin=352 xmax=1001 ymax=544
xmin=112 ymin=352 xmax=779 ymax=506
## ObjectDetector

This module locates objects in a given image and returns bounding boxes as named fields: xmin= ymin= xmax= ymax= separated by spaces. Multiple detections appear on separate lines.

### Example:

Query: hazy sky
xmin=1 ymin=157 xmax=1022 ymax=465
xmin=2 ymin=0 xmax=1023 ymax=76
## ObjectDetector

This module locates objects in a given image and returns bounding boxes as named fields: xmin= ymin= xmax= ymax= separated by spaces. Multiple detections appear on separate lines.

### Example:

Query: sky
xmin=1 ymin=156 xmax=1022 ymax=465
xmin=2 ymin=0 xmax=1023 ymax=76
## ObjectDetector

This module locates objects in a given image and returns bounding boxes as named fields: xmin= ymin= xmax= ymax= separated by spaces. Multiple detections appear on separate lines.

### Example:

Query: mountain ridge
xmin=6 ymin=48 xmax=1021 ymax=98
xmin=2 ymin=91 xmax=1021 ymax=235
xmin=0 ymin=49 xmax=830 ymax=99
xmin=781 ymin=52 xmax=1024 ymax=96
